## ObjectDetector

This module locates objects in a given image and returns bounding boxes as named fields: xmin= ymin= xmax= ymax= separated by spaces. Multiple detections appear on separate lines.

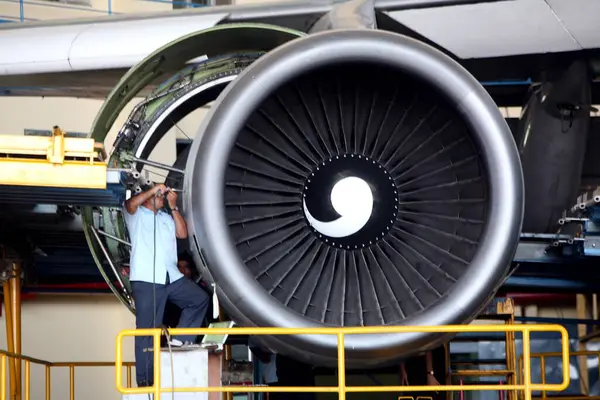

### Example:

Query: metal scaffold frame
xmin=0 ymin=126 xmax=131 ymax=400
xmin=0 ymin=259 xmax=140 ymax=400
xmin=0 ymin=126 xmax=126 ymax=206
xmin=0 ymin=126 xmax=108 ymax=189
xmin=0 ymin=350 xmax=135 ymax=400
xmin=524 ymin=350 xmax=600 ymax=400
xmin=450 ymin=298 xmax=518 ymax=400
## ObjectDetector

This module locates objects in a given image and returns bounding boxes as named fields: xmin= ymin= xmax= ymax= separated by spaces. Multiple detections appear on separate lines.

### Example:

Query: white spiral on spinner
xmin=303 ymin=176 xmax=374 ymax=238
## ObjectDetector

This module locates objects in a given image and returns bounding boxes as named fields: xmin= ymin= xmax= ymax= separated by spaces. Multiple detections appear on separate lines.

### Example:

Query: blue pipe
xmin=480 ymin=78 xmax=532 ymax=86
xmin=504 ymin=276 xmax=600 ymax=292
xmin=19 ymin=0 xmax=23 ymax=22
xmin=107 ymin=0 xmax=112 ymax=15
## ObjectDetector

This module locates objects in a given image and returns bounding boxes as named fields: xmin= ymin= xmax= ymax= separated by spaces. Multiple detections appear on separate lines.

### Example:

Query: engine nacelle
xmin=184 ymin=29 xmax=524 ymax=368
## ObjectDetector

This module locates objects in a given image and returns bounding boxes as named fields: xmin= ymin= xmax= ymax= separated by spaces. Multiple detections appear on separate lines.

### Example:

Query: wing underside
xmin=0 ymin=0 xmax=598 ymax=98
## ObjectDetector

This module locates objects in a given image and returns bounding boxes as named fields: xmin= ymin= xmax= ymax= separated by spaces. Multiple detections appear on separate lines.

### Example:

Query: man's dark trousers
xmin=132 ymin=277 xmax=210 ymax=387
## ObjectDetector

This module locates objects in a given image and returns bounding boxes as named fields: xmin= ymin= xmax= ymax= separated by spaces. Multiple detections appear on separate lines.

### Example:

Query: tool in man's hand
xmin=154 ymin=186 xmax=183 ymax=196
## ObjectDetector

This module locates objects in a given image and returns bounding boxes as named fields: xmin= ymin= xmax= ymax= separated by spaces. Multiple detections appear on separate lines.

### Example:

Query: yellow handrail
xmin=116 ymin=324 xmax=571 ymax=400
xmin=0 ymin=349 xmax=135 ymax=400
xmin=521 ymin=350 xmax=600 ymax=400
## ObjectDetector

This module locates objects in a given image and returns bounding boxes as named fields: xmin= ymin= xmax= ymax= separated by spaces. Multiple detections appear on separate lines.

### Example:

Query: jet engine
xmin=84 ymin=27 xmax=524 ymax=368
xmin=184 ymin=30 xmax=524 ymax=367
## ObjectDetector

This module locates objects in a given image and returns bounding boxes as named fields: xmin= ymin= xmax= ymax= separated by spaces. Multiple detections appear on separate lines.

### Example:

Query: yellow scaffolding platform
xmin=0 ymin=323 xmax=573 ymax=400
xmin=115 ymin=324 xmax=571 ymax=400
xmin=0 ymin=126 xmax=108 ymax=189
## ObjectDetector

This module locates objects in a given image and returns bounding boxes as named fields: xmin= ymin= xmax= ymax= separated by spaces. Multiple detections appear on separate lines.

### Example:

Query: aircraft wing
xmin=0 ymin=0 xmax=598 ymax=98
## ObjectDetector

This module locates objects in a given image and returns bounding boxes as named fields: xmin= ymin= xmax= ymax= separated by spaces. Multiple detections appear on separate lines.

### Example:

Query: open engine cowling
xmin=184 ymin=29 xmax=524 ymax=368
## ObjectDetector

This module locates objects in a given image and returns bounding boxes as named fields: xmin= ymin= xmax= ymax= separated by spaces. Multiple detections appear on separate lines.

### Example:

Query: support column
xmin=3 ymin=279 xmax=16 ymax=400
xmin=219 ymin=306 xmax=232 ymax=400
xmin=577 ymin=294 xmax=590 ymax=395
xmin=2 ymin=261 xmax=21 ymax=400
xmin=10 ymin=262 xmax=22 ymax=400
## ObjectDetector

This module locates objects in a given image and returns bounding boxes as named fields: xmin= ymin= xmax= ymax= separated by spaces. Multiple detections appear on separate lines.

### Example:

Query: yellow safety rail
xmin=0 ymin=349 xmax=135 ymax=400
xmin=399 ymin=397 xmax=433 ymax=400
xmin=116 ymin=324 xmax=571 ymax=400
xmin=450 ymin=299 xmax=518 ymax=400
xmin=521 ymin=350 xmax=600 ymax=400
xmin=0 ymin=126 xmax=108 ymax=189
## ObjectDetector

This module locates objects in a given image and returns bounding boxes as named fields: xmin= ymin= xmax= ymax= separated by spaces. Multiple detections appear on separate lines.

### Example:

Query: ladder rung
xmin=451 ymin=369 xmax=514 ymax=376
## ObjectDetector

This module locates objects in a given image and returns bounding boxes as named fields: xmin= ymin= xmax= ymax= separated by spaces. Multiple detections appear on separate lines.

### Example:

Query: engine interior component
xmin=516 ymin=60 xmax=592 ymax=233
xmin=82 ymin=51 xmax=267 ymax=310
xmin=185 ymin=29 xmax=524 ymax=367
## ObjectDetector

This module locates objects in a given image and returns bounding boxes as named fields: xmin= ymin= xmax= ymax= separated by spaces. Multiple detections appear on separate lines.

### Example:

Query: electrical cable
xmin=152 ymin=192 xmax=158 ymax=335
xmin=134 ymin=185 xmax=177 ymax=399
xmin=145 ymin=193 xmax=158 ymax=400
xmin=163 ymin=325 xmax=176 ymax=399
xmin=152 ymin=187 xmax=176 ymax=400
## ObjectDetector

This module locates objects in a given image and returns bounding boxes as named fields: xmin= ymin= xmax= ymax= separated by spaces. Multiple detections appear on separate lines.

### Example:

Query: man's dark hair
xmin=177 ymin=250 xmax=195 ymax=269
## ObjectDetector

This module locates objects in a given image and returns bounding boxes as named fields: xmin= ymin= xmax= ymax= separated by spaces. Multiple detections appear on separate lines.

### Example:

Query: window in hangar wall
xmin=172 ymin=0 xmax=212 ymax=9
xmin=24 ymin=128 xmax=88 ymax=138
xmin=42 ymin=0 xmax=93 ymax=6
xmin=172 ymin=0 xmax=234 ymax=8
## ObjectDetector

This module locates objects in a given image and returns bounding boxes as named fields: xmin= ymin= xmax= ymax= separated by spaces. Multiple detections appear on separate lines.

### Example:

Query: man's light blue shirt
xmin=123 ymin=205 xmax=183 ymax=284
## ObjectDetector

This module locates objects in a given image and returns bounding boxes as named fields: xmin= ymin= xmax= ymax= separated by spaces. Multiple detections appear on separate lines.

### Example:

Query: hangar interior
xmin=1 ymin=0 xmax=600 ymax=400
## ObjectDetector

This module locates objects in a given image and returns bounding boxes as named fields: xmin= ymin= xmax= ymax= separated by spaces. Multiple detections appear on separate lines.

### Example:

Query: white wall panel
xmin=0 ymin=96 xmax=137 ymax=149
xmin=0 ymin=295 xmax=135 ymax=400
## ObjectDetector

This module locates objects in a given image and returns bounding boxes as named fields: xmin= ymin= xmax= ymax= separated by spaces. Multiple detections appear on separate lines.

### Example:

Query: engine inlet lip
xmin=188 ymin=29 xmax=524 ymax=364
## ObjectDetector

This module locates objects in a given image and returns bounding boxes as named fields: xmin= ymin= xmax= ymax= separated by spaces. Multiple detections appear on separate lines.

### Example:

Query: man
xmin=248 ymin=337 xmax=278 ymax=397
xmin=163 ymin=252 xmax=214 ymax=329
xmin=400 ymin=347 xmax=445 ymax=400
xmin=123 ymin=183 xmax=210 ymax=388
xmin=176 ymin=251 xmax=201 ymax=283
xmin=272 ymin=354 xmax=316 ymax=400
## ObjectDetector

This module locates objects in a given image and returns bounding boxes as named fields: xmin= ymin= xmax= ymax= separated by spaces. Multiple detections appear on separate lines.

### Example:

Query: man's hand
xmin=167 ymin=190 xmax=178 ymax=208
xmin=427 ymin=373 xmax=440 ymax=388
xmin=125 ymin=183 xmax=167 ymax=214
xmin=154 ymin=184 xmax=168 ymax=196
xmin=168 ymin=189 xmax=187 ymax=238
